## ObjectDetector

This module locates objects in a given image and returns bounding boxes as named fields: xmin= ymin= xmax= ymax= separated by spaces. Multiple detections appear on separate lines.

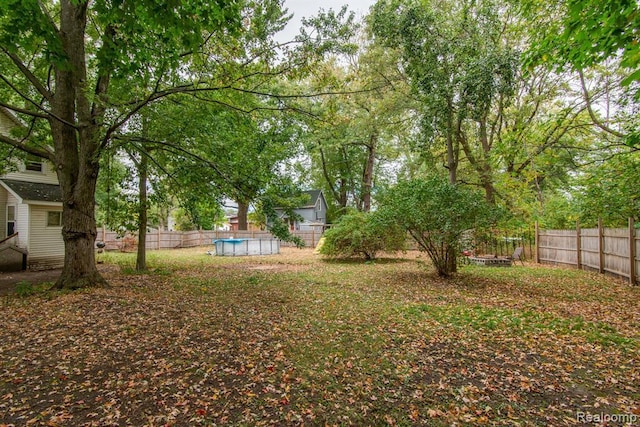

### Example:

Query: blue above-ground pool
xmin=212 ymin=238 xmax=280 ymax=256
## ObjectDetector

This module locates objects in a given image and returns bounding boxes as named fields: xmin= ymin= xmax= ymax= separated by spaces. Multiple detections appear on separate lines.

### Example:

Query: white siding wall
xmin=1 ymin=108 xmax=58 ymax=184
xmin=3 ymin=161 xmax=59 ymax=185
xmin=13 ymin=196 xmax=29 ymax=249
xmin=29 ymin=205 xmax=64 ymax=269
xmin=0 ymin=186 xmax=6 ymax=240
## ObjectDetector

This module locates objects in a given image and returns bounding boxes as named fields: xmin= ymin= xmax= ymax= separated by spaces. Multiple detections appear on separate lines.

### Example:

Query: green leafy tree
xmin=370 ymin=0 xmax=517 ymax=195
xmin=381 ymin=177 xmax=497 ymax=276
xmin=521 ymin=0 xmax=639 ymax=85
xmin=575 ymin=151 xmax=640 ymax=227
xmin=319 ymin=210 xmax=406 ymax=260
xmin=302 ymin=40 xmax=415 ymax=217
xmin=0 ymin=0 xmax=359 ymax=287
xmin=0 ymin=0 xmax=246 ymax=288
xmin=520 ymin=0 xmax=640 ymax=145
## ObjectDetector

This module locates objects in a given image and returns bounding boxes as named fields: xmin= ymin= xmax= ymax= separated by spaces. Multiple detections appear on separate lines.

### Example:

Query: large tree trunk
xmin=52 ymin=0 xmax=107 ymax=289
xmin=136 ymin=151 xmax=148 ymax=271
xmin=478 ymin=117 xmax=496 ymax=204
xmin=237 ymin=199 xmax=249 ymax=231
xmin=446 ymin=102 xmax=458 ymax=184
xmin=54 ymin=161 xmax=107 ymax=289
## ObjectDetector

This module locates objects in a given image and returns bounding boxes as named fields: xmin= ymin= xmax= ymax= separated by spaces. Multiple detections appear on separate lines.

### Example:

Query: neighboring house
xmin=0 ymin=106 xmax=64 ymax=271
xmin=272 ymin=190 xmax=328 ymax=232
xmin=227 ymin=215 xmax=261 ymax=232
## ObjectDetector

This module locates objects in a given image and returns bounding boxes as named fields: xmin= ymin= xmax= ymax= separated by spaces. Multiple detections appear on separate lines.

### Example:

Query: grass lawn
xmin=1 ymin=247 xmax=639 ymax=426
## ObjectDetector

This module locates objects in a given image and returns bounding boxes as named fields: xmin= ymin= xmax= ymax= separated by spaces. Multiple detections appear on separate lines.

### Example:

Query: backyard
xmin=1 ymin=247 xmax=639 ymax=426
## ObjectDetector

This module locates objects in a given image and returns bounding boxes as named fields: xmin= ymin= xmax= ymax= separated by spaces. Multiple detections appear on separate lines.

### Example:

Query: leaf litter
xmin=0 ymin=247 xmax=638 ymax=426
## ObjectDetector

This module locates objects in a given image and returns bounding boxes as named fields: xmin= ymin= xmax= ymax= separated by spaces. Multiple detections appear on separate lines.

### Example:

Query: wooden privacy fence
xmin=535 ymin=219 xmax=639 ymax=285
xmin=98 ymin=228 xmax=322 ymax=251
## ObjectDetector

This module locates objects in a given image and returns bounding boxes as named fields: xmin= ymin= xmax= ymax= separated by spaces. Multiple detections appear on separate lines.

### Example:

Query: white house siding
xmin=14 ymin=198 xmax=29 ymax=250
xmin=3 ymin=161 xmax=59 ymax=185
xmin=0 ymin=186 xmax=6 ymax=239
xmin=28 ymin=205 xmax=64 ymax=269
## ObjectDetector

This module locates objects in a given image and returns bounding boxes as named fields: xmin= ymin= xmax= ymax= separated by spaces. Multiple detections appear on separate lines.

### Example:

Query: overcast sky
xmin=276 ymin=0 xmax=376 ymax=42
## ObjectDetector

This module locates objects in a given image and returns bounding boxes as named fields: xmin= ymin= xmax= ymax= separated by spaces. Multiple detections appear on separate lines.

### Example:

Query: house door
xmin=7 ymin=205 xmax=15 ymax=236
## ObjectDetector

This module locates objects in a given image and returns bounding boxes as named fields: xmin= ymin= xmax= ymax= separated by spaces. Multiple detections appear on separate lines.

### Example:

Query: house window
xmin=47 ymin=211 xmax=62 ymax=227
xmin=7 ymin=205 xmax=15 ymax=235
xmin=25 ymin=156 xmax=43 ymax=172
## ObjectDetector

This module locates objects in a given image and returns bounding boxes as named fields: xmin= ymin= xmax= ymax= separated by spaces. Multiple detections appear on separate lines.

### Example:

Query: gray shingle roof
xmin=0 ymin=179 xmax=63 ymax=203
xmin=301 ymin=190 xmax=322 ymax=208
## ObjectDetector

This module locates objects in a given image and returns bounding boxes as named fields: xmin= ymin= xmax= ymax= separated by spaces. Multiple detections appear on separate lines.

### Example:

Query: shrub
xmin=381 ymin=177 xmax=498 ymax=276
xmin=320 ymin=211 xmax=406 ymax=260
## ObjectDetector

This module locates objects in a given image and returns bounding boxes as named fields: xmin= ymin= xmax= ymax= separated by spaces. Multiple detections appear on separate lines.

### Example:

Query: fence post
xmin=576 ymin=220 xmax=582 ymax=270
xmin=598 ymin=218 xmax=605 ymax=274
xmin=534 ymin=221 xmax=539 ymax=263
xmin=630 ymin=217 xmax=637 ymax=285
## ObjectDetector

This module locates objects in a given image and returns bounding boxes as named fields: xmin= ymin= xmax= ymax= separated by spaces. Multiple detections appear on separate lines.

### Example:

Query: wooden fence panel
xmin=536 ymin=221 xmax=638 ymax=285
xmin=98 ymin=227 xmax=322 ymax=252
xmin=635 ymin=232 xmax=640 ymax=285
xmin=580 ymin=228 xmax=600 ymax=271
xmin=603 ymin=228 xmax=630 ymax=278
xmin=538 ymin=229 xmax=577 ymax=266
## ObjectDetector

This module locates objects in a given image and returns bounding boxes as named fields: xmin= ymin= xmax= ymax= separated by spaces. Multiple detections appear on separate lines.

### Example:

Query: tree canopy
xmin=1 ymin=0 xmax=638 ymax=286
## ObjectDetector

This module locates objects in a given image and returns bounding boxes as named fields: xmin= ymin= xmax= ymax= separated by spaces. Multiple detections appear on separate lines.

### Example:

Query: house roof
xmin=272 ymin=189 xmax=325 ymax=211
xmin=300 ymin=190 xmax=324 ymax=208
xmin=0 ymin=106 xmax=25 ymax=128
xmin=0 ymin=179 xmax=63 ymax=204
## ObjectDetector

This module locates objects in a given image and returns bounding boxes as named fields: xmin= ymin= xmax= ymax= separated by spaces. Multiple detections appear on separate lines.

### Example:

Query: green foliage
xmin=320 ymin=211 xmax=406 ymax=260
xmin=172 ymin=202 xmax=225 ymax=231
xmin=370 ymin=0 xmax=518 ymax=194
xmin=261 ymin=188 xmax=306 ymax=248
xmin=381 ymin=177 xmax=499 ymax=276
xmin=574 ymin=151 xmax=640 ymax=227
xmin=521 ymin=0 xmax=640 ymax=85
xmin=535 ymin=192 xmax=578 ymax=229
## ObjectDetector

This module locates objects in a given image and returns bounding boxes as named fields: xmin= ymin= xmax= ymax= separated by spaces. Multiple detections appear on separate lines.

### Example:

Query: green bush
xmin=319 ymin=211 xmax=406 ymax=260
xmin=381 ymin=177 xmax=498 ymax=277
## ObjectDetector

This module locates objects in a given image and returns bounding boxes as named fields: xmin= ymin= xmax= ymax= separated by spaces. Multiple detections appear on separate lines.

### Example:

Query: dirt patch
xmin=0 ymin=264 xmax=118 ymax=295
xmin=0 ymin=269 xmax=61 ymax=295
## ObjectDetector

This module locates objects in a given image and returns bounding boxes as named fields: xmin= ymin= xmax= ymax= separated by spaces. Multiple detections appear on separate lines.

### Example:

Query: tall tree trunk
xmin=136 ymin=150 xmax=148 ymax=271
xmin=54 ymin=167 xmax=106 ymax=289
xmin=52 ymin=0 xmax=107 ymax=289
xmin=446 ymin=102 xmax=458 ymax=184
xmin=237 ymin=199 xmax=249 ymax=231
xmin=338 ymin=184 xmax=348 ymax=209
xmin=478 ymin=118 xmax=496 ymax=204
xmin=361 ymin=134 xmax=377 ymax=213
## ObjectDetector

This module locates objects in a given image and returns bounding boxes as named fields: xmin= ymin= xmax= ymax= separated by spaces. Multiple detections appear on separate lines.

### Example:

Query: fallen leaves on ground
xmin=0 ymin=248 xmax=638 ymax=426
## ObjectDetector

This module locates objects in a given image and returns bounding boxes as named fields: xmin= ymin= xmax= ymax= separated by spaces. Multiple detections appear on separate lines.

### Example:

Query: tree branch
xmin=1 ymin=47 xmax=53 ymax=100
xmin=0 ymin=133 xmax=52 ymax=159
xmin=578 ymin=69 xmax=626 ymax=138
xmin=0 ymin=102 xmax=49 ymax=119
xmin=0 ymin=73 xmax=78 ymax=128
